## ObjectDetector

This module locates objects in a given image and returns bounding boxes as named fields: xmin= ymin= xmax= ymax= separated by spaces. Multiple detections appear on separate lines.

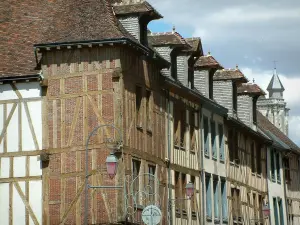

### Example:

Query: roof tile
xmin=195 ymin=54 xmax=223 ymax=69
xmin=0 ymin=0 xmax=133 ymax=77
xmin=237 ymin=83 xmax=266 ymax=96
xmin=213 ymin=67 xmax=248 ymax=82
xmin=257 ymin=111 xmax=300 ymax=152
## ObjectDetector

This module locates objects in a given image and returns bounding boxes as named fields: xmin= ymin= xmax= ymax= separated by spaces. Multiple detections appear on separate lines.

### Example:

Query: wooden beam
xmin=0 ymin=103 xmax=17 ymax=145
xmin=0 ymin=176 xmax=42 ymax=183
xmin=18 ymin=103 xmax=22 ymax=152
xmin=24 ymin=102 xmax=40 ymax=150
xmin=0 ymin=97 xmax=42 ymax=104
xmin=67 ymin=98 xmax=82 ymax=147
xmin=59 ymin=182 xmax=85 ymax=224
xmin=14 ymin=182 xmax=39 ymax=225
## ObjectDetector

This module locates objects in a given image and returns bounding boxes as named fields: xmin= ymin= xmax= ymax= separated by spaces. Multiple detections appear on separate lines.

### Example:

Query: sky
xmin=147 ymin=0 xmax=300 ymax=146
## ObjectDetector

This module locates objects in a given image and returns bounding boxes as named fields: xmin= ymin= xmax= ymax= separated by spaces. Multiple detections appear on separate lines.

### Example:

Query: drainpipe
xmin=167 ymin=90 xmax=172 ymax=225
xmin=199 ymin=106 xmax=205 ymax=225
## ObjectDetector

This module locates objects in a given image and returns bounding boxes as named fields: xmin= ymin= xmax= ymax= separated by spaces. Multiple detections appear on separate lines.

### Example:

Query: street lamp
xmin=106 ymin=152 xmax=118 ymax=179
xmin=84 ymin=124 xmax=123 ymax=225
xmin=169 ymin=181 xmax=194 ymax=206
xmin=185 ymin=182 xmax=194 ymax=199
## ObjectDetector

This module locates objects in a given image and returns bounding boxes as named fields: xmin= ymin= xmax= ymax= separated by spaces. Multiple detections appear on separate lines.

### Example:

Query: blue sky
xmin=148 ymin=0 xmax=300 ymax=145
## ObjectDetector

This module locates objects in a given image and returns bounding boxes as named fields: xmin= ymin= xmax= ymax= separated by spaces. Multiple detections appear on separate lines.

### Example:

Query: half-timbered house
xmin=213 ymin=68 xmax=270 ymax=225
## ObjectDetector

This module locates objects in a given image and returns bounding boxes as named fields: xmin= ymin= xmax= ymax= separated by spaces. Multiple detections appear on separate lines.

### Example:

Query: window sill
xmin=146 ymin=129 xmax=152 ymax=135
xmin=220 ymin=159 xmax=225 ymax=163
xmin=212 ymin=156 xmax=217 ymax=161
xmin=257 ymin=174 xmax=262 ymax=178
xmin=222 ymin=218 xmax=228 ymax=224
xmin=136 ymin=125 xmax=143 ymax=131
xmin=205 ymin=154 xmax=210 ymax=159
xmin=206 ymin=216 xmax=212 ymax=222
xmin=214 ymin=218 xmax=220 ymax=224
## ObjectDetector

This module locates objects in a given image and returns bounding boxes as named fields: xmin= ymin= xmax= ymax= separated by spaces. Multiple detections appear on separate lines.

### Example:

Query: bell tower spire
xmin=257 ymin=63 xmax=289 ymax=136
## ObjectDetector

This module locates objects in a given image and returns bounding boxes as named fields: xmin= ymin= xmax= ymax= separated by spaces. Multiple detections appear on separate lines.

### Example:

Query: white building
xmin=257 ymin=69 xmax=289 ymax=136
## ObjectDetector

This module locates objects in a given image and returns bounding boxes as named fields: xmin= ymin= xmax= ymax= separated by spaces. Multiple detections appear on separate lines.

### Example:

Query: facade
xmin=257 ymin=69 xmax=289 ymax=136
xmin=1 ymin=0 xmax=300 ymax=225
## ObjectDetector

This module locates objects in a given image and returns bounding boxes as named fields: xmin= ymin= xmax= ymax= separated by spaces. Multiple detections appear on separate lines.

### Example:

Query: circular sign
xmin=142 ymin=205 xmax=162 ymax=225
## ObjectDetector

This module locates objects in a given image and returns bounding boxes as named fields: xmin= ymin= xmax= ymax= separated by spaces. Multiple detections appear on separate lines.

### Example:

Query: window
xmin=278 ymin=199 xmax=284 ymax=225
xmin=228 ymin=129 xmax=239 ymax=163
xmin=256 ymin=144 xmax=262 ymax=174
xmin=271 ymin=150 xmax=276 ymax=181
xmin=146 ymin=90 xmax=151 ymax=130
xmin=251 ymin=141 xmax=256 ymax=173
xmin=218 ymin=124 xmax=224 ymax=161
xmin=276 ymin=153 xmax=281 ymax=183
xmin=190 ymin=176 xmax=196 ymax=213
xmin=221 ymin=179 xmax=228 ymax=221
xmin=136 ymin=86 xmax=142 ymax=127
xmin=211 ymin=121 xmax=217 ymax=159
xmin=258 ymin=195 xmax=263 ymax=220
xmin=181 ymin=174 xmax=187 ymax=212
xmin=206 ymin=174 xmax=212 ymax=219
xmin=228 ymin=129 xmax=234 ymax=162
xmin=273 ymin=198 xmax=279 ymax=225
xmin=188 ymin=57 xmax=194 ymax=89
xmin=204 ymin=116 xmax=209 ymax=156
xmin=190 ymin=111 xmax=196 ymax=151
xmin=208 ymin=70 xmax=214 ymax=99
xmin=233 ymin=82 xmax=237 ymax=112
xmin=175 ymin=172 xmax=181 ymax=212
xmin=132 ymin=159 xmax=141 ymax=200
xmin=171 ymin=51 xmax=177 ymax=79
xmin=174 ymin=104 xmax=180 ymax=147
xmin=180 ymin=110 xmax=186 ymax=149
xmin=231 ymin=188 xmax=241 ymax=221
xmin=283 ymin=157 xmax=291 ymax=182
xmin=148 ymin=165 xmax=156 ymax=202
xmin=213 ymin=178 xmax=219 ymax=220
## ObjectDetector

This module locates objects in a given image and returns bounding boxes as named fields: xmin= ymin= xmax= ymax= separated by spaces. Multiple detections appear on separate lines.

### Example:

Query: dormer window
xmin=232 ymin=82 xmax=237 ymax=113
xmin=171 ymin=50 xmax=177 ymax=79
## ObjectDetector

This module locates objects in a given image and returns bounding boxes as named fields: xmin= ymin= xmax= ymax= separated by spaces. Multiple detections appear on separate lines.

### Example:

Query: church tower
xmin=257 ymin=67 xmax=289 ymax=136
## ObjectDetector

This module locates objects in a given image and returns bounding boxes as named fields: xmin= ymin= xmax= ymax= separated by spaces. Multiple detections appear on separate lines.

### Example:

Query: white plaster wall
xmin=267 ymin=148 xmax=287 ymax=225
xmin=0 ymin=183 xmax=9 ymax=224
xmin=29 ymin=180 xmax=42 ymax=225
xmin=0 ymin=82 xmax=43 ymax=225
xmin=13 ymin=181 xmax=26 ymax=225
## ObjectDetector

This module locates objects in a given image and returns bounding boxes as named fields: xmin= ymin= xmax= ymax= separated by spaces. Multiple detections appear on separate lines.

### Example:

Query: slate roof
xmin=194 ymin=54 xmax=223 ymax=69
xmin=0 ymin=0 xmax=135 ymax=78
xmin=148 ymin=32 xmax=191 ymax=47
xmin=213 ymin=67 xmax=248 ymax=82
xmin=184 ymin=38 xmax=203 ymax=55
xmin=267 ymin=74 xmax=285 ymax=91
xmin=257 ymin=111 xmax=300 ymax=152
xmin=237 ymin=83 xmax=266 ymax=96
xmin=113 ymin=1 xmax=162 ymax=19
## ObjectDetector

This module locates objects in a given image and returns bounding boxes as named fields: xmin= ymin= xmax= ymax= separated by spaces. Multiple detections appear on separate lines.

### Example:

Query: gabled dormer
xmin=213 ymin=66 xmax=248 ymax=117
xmin=237 ymin=83 xmax=265 ymax=128
xmin=194 ymin=52 xmax=223 ymax=99
xmin=148 ymin=30 xmax=191 ymax=80
xmin=112 ymin=0 xmax=162 ymax=46
xmin=148 ymin=30 xmax=202 ymax=87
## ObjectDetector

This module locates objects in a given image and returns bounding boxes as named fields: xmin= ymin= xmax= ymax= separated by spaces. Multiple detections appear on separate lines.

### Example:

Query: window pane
xmin=213 ymin=179 xmax=219 ymax=219
xmin=221 ymin=180 xmax=227 ymax=220
xmin=206 ymin=175 xmax=212 ymax=218
xmin=204 ymin=117 xmax=209 ymax=156
xmin=218 ymin=124 xmax=224 ymax=161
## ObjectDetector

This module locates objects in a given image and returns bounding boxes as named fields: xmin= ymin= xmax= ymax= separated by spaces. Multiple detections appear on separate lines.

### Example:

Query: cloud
xmin=148 ymin=0 xmax=300 ymax=76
